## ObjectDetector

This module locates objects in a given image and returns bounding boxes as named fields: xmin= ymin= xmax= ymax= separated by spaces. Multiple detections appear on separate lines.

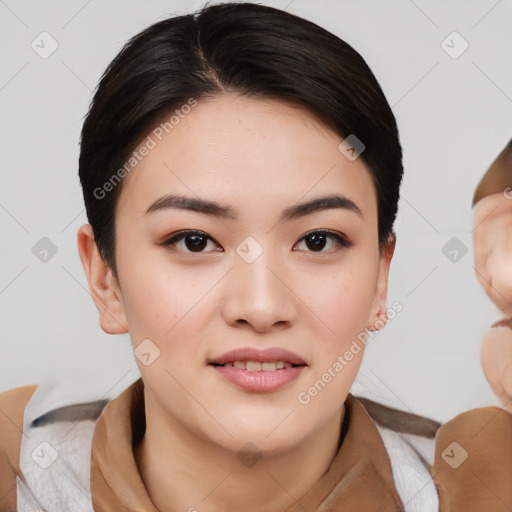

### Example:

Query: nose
xmin=221 ymin=249 xmax=299 ymax=333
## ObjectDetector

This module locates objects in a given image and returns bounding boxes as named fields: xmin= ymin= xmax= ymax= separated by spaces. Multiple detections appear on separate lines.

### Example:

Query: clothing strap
xmin=16 ymin=416 xmax=97 ymax=511
xmin=376 ymin=425 xmax=438 ymax=512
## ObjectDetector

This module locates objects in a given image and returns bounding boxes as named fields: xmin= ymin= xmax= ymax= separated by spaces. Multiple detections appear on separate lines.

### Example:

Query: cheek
xmin=115 ymin=243 xmax=192 ymax=336
xmin=299 ymin=254 xmax=378 ymax=340
xmin=122 ymin=276 xmax=196 ymax=338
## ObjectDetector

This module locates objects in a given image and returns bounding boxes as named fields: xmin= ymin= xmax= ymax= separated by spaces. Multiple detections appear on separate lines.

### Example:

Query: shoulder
xmin=354 ymin=395 xmax=441 ymax=464
xmin=0 ymin=384 xmax=39 ymax=511
xmin=0 ymin=382 xmax=111 ymax=512
xmin=432 ymin=404 xmax=512 ymax=510
xmin=0 ymin=383 xmax=40 ymax=460
xmin=352 ymin=395 xmax=442 ymax=512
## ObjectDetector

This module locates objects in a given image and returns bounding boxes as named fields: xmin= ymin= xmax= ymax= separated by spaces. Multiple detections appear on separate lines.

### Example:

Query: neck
xmin=134 ymin=389 xmax=344 ymax=512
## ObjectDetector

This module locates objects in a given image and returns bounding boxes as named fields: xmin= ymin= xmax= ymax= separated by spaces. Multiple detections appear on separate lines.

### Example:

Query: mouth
xmin=209 ymin=360 xmax=305 ymax=371
xmin=207 ymin=347 xmax=308 ymax=392
xmin=207 ymin=346 xmax=307 ymax=368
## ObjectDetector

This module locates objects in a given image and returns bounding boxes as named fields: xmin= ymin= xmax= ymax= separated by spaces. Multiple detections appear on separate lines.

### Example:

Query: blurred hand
xmin=481 ymin=324 xmax=512 ymax=414
xmin=473 ymin=191 xmax=512 ymax=412
xmin=473 ymin=191 xmax=512 ymax=316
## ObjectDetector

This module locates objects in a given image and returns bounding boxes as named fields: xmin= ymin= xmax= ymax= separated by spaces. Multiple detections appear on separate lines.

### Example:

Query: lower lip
xmin=210 ymin=365 xmax=306 ymax=392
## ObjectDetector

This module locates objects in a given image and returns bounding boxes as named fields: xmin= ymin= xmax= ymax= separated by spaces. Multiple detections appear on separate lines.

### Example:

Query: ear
xmin=367 ymin=234 xmax=396 ymax=331
xmin=77 ymin=223 xmax=129 ymax=334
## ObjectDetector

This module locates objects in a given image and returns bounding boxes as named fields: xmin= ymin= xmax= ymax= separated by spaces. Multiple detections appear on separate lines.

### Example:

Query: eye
xmin=160 ymin=229 xmax=353 ymax=255
xmin=293 ymin=230 xmax=353 ymax=253
xmin=160 ymin=230 xmax=222 ymax=254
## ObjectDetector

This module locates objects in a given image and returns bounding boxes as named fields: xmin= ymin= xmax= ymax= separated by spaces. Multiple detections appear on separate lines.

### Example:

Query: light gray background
xmin=1 ymin=0 xmax=511 ymax=423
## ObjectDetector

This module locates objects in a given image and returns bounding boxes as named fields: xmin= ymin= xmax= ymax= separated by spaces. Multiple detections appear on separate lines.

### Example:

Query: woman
xmin=1 ymin=3 xmax=511 ymax=511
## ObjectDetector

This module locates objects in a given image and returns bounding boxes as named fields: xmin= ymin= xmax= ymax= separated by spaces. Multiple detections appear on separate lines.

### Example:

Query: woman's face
xmin=100 ymin=94 xmax=394 ymax=454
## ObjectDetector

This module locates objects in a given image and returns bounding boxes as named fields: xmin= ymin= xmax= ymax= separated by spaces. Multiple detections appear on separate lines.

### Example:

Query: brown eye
xmin=161 ymin=230 xmax=222 ymax=253
xmin=294 ymin=230 xmax=353 ymax=253
xmin=160 ymin=229 xmax=353 ymax=255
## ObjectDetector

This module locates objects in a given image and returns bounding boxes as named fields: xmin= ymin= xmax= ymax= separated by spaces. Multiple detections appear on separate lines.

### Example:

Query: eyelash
xmin=160 ymin=229 xmax=353 ymax=254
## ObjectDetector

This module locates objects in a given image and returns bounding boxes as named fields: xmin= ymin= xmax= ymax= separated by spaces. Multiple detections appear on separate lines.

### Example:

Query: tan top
xmin=1 ymin=378 xmax=512 ymax=511
xmin=472 ymin=138 xmax=512 ymax=206
xmin=89 ymin=380 xmax=406 ymax=511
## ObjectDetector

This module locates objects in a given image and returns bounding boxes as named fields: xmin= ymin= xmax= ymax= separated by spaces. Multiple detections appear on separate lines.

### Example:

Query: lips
xmin=207 ymin=347 xmax=307 ymax=367
xmin=208 ymin=347 xmax=307 ymax=392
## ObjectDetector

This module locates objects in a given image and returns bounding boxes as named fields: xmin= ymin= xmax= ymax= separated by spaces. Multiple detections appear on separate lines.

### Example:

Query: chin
xmin=210 ymin=419 xmax=306 ymax=457
xmin=232 ymin=433 xmax=303 ymax=459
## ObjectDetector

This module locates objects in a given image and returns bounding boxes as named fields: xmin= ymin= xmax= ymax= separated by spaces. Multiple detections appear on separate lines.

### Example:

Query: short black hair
xmin=78 ymin=1 xmax=403 ymax=281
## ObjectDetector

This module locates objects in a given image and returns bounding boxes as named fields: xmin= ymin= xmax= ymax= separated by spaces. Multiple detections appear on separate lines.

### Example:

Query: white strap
xmin=377 ymin=424 xmax=439 ymax=512
xmin=17 ymin=407 xmax=97 ymax=511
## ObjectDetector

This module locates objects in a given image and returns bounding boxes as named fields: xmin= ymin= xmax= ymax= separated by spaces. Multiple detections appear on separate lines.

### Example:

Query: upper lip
xmin=208 ymin=347 xmax=307 ymax=366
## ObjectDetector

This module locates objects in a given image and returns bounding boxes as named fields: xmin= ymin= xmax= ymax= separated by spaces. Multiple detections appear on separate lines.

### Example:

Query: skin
xmin=473 ymin=192 xmax=512 ymax=317
xmin=77 ymin=94 xmax=395 ymax=512
xmin=473 ymin=192 xmax=512 ymax=413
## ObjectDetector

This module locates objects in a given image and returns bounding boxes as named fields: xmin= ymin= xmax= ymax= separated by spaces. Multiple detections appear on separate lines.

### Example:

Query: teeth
xmin=220 ymin=360 xmax=297 ymax=371
xmin=246 ymin=361 xmax=262 ymax=372
xmin=262 ymin=362 xmax=277 ymax=372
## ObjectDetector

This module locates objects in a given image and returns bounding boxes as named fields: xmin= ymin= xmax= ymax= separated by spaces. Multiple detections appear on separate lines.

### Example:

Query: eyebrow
xmin=145 ymin=193 xmax=363 ymax=222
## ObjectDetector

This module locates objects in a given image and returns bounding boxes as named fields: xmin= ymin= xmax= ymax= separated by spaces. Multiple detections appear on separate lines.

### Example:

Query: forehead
xmin=115 ymin=94 xmax=376 ymax=220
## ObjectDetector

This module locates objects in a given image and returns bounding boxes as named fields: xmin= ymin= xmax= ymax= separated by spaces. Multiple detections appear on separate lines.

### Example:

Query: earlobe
xmin=76 ymin=223 xmax=129 ymax=335
xmin=368 ymin=235 xmax=396 ymax=331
